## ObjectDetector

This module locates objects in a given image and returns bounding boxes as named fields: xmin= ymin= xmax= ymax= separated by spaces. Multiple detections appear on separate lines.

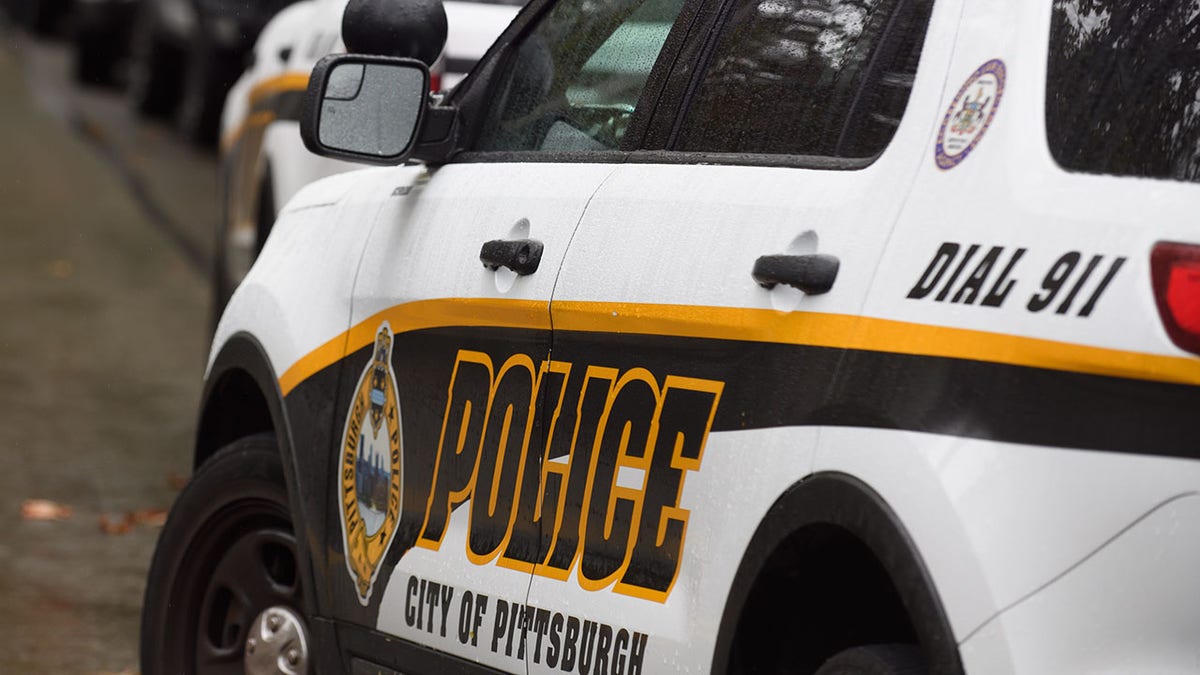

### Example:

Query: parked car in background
xmin=70 ymin=0 xmax=136 ymax=85
xmin=123 ymin=0 xmax=302 ymax=143
xmin=213 ymin=0 xmax=520 ymax=321
xmin=2 ymin=0 xmax=73 ymax=35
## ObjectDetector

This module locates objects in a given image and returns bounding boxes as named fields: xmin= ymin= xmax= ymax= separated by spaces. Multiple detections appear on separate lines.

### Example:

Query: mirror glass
xmin=319 ymin=61 xmax=425 ymax=158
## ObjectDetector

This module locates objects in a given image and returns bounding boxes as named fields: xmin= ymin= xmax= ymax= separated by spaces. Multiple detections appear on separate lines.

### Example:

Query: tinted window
xmin=475 ymin=0 xmax=686 ymax=152
xmin=676 ymin=0 xmax=933 ymax=158
xmin=1047 ymin=1 xmax=1200 ymax=182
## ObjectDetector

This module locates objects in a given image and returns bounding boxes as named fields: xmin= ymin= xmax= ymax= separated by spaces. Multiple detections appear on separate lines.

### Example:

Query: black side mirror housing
xmin=342 ymin=0 xmax=447 ymax=65
xmin=300 ymin=54 xmax=431 ymax=166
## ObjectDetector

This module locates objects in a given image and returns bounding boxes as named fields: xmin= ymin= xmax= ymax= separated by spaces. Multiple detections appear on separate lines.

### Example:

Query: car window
xmin=675 ymin=0 xmax=934 ymax=158
xmin=1047 ymin=0 xmax=1200 ymax=183
xmin=474 ymin=0 xmax=687 ymax=152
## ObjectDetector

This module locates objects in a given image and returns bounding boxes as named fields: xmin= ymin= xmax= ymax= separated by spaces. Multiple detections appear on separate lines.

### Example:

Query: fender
xmin=197 ymin=333 xmax=292 ymax=467
xmin=195 ymin=332 xmax=317 ymax=614
xmin=711 ymin=472 xmax=963 ymax=675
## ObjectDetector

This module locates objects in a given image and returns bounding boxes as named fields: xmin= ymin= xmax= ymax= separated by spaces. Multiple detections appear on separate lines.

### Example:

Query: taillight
xmin=430 ymin=72 xmax=442 ymax=93
xmin=1151 ymin=241 xmax=1200 ymax=355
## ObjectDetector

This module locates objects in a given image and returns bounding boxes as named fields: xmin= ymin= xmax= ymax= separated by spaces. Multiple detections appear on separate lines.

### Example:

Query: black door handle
xmin=480 ymin=238 xmax=544 ymax=276
xmin=752 ymin=253 xmax=839 ymax=294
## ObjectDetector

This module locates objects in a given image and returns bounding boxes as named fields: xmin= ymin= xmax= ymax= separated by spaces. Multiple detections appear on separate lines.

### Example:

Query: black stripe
xmin=827 ymin=348 xmax=1198 ymax=457
xmin=550 ymin=330 xmax=1200 ymax=459
xmin=300 ymin=326 xmax=1200 ymax=463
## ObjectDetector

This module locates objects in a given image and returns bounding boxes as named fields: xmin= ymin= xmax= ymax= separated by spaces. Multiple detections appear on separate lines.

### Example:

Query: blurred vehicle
xmin=213 ymin=0 xmax=520 ymax=320
xmin=2 ymin=0 xmax=74 ymax=35
xmin=121 ymin=0 xmax=302 ymax=143
xmin=70 ymin=0 xmax=136 ymax=85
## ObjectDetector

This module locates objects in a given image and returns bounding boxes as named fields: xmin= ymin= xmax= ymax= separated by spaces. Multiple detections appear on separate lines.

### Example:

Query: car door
xmin=325 ymin=0 xmax=695 ymax=670
xmin=525 ymin=0 xmax=960 ymax=671
xmin=837 ymin=2 xmax=1200 ymax=664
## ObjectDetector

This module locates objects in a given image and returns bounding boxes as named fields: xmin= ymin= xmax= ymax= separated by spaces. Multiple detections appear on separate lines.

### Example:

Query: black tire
xmin=127 ymin=16 xmax=183 ymax=117
xmin=176 ymin=36 xmax=239 ymax=146
xmin=73 ymin=29 xmax=118 ymax=86
xmin=140 ymin=435 xmax=304 ymax=675
xmin=815 ymin=644 xmax=928 ymax=675
xmin=27 ymin=0 xmax=65 ymax=37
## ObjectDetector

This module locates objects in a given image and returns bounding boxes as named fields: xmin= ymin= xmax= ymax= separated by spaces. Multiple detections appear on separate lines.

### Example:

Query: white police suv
xmin=140 ymin=0 xmax=1200 ymax=673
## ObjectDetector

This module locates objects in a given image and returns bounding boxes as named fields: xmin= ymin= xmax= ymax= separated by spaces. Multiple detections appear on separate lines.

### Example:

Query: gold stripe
xmin=278 ymin=298 xmax=550 ymax=395
xmin=248 ymin=72 xmax=311 ymax=107
xmin=555 ymin=301 xmax=1200 ymax=385
xmin=220 ymin=72 xmax=311 ymax=151
xmin=277 ymin=298 xmax=1200 ymax=395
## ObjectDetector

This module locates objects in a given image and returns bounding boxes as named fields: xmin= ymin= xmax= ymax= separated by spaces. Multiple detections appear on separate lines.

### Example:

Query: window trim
xmin=441 ymin=148 xmax=876 ymax=171
xmin=448 ymin=149 xmax=632 ymax=164
xmin=629 ymin=149 xmax=877 ymax=170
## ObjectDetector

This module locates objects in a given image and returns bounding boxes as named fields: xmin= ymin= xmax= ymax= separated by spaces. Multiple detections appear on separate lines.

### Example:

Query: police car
xmin=140 ymin=0 xmax=1200 ymax=673
xmin=215 ymin=0 xmax=521 ymax=320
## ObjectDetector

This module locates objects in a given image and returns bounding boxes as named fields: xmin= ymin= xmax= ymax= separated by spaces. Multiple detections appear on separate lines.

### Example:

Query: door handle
xmin=752 ymin=253 xmax=839 ymax=294
xmin=480 ymin=238 xmax=543 ymax=276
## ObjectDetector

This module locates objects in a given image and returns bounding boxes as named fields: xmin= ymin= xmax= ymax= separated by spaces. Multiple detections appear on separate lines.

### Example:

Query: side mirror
xmin=300 ymin=54 xmax=430 ymax=166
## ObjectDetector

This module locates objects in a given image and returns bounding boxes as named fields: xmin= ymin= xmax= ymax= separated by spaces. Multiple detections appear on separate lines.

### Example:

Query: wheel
xmin=26 ymin=0 xmax=66 ymax=37
xmin=176 ymin=36 xmax=240 ymax=146
xmin=73 ymin=27 xmax=118 ymax=86
xmin=814 ymin=644 xmax=927 ymax=675
xmin=127 ymin=13 xmax=183 ymax=117
xmin=140 ymin=435 xmax=309 ymax=675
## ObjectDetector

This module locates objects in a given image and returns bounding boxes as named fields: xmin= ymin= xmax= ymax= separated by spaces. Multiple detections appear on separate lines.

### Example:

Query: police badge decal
xmin=339 ymin=322 xmax=404 ymax=605
xmin=935 ymin=59 xmax=1006 ymax=170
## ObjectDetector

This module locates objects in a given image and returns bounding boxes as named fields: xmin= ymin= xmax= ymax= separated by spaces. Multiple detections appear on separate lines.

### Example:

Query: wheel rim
xmin=171 ymin=500 xmax=302 ymax=675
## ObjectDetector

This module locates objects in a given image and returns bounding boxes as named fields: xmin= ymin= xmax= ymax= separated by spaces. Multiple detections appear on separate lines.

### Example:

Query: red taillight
xmin=1151 ymin=241 xmax=1200 ymax=355
xmin=430 ymin=72 xmax=442 ymax=93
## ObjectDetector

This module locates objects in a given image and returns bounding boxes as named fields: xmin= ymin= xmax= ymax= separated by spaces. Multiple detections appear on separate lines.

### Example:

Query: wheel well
xmin=726 ymin=523 xmax=917 ymax=674
xmin=194 ymin=367 xmax=275 ymax=468
xmin=714 ymin=473 xmax=963 ymax=675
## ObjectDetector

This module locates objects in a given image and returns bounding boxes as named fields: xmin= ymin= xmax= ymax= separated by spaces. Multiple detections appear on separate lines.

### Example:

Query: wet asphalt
xmin=1 ymin=20 xmax=220 ymax=674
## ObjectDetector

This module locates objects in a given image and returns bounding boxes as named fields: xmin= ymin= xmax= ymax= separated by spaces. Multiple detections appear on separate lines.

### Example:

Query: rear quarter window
xmin=675 ymin=0 xmax=935 ymax=159
xmin=1046 ymin=1 xmax=1200 ymax=183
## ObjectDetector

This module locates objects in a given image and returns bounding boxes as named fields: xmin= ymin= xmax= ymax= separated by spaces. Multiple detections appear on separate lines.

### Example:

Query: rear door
xmin=836 ymin=0 xmax=1200 ymax=652
xmin=526 ymin=0 xmax=960 ymax=670
xmin=327 ymin=0 xmax=694 ymax=670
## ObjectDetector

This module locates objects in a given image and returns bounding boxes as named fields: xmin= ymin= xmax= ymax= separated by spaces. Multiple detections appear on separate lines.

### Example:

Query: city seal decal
xmin=339 ymin=322 xmax=404 ymax=605
xmin=935 ymin=59 xmax=1006 ymax=170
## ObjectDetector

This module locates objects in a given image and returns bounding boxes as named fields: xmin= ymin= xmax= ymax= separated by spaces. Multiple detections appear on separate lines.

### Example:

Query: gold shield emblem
xmin=339 ymin=323 xmax=404 ymax=604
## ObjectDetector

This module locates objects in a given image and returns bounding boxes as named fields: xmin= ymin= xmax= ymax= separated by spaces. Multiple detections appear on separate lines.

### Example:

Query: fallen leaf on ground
xmin=131 ymin=509 xmax=168 ymax=526
xmin=125 ymin=150 xmax=147 ymax=169
xmin=98 ymin=513 xmax=133 ymax=535
xmin=47 ymin=259 xmax=74 ymax=279
xmin=21 ymin=499 xmax=73 ymax=521
xmin=99 ymin=509 xmax=168 ymax=534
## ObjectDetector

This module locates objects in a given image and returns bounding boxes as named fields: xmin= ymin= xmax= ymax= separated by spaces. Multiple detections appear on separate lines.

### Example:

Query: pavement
xmin=0 ymin=24 xmax=217 ymax=674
